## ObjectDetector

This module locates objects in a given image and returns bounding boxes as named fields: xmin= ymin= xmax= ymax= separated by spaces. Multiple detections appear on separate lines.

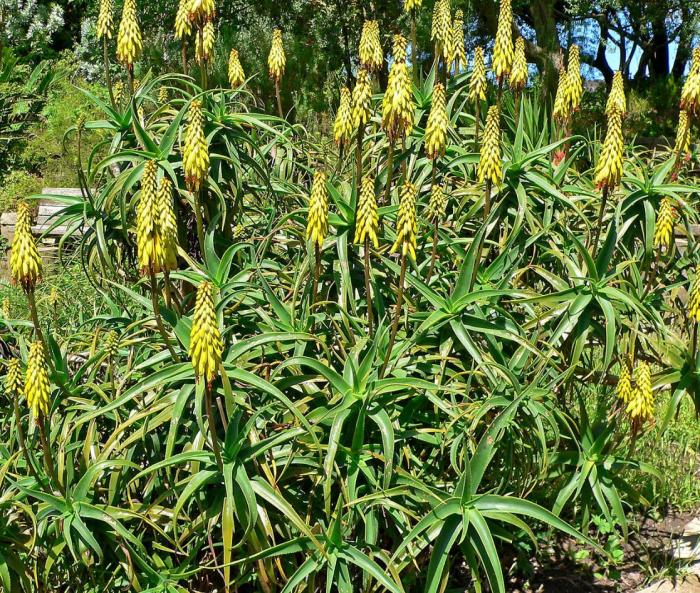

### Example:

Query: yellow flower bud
xmin=566 ymin=45 xmax=583 ymax=111
xmin=478 ymin=105 xmax=503 ymax=185
xmin=174 ymin=0 xmax=192 ymax=39
xmin=680 ymin=47 xmax=700 ymax=117
xmin=552 ymin=66 xmax=571 ymax=123
xmin=404 ymin=0 xmax=422 ymax=11
xmin=352 ymin=68 xmax=372 ymax=129
xmin=451 ymin=10 xmax=466 ymax=73
xmin=268 ymin=29 xmax=286 ymax=82
xmin=674 ymin=109 xmax=691 ymax=160
xmin=616 ymin=360 xmax=632 ymax=404
xmin=97 ymin=0 xmax=114 ymax=40
xmin=431 ymin=0 xmax=451 ymax=60
xmin=688 ymin=264 xmax=700 ymax=322
xmin=182 ymin=100 xmax=209 ymax=192
xmin=425 ymin=83 xmax=449 ymax=160
xmin=188 ymin=0 xmax=215 ymax=24
xmin=25 ymin=341 xmax=51 ymax=419
xmin=196 ymin=20 xmax=215 ymax=64
xmin=306 ymin=171 xmax=329 ymax=247
xmin=627 ymin=362 xmax=654 ymax=423
xmin=468 ymin=47 xmax=487 ymax=103
xmin=136 ymin=160 xmax=160 ymax=274
xmin=382 ymin=34 xmax=414 ymax=140
xmin=354 ymin=174 xmax=379 ymax=248
xmin=653 ymin=197 xmax=676 ymax=252
xmin=359 ymin=21 xmax=383 ymax=73
xmin=10 ymin=202 xmax=42 ymax=291
xmin=189 ymin=280 xmax=223 ymax=384
xmin=5 ymin=358 xmax=23 ymax=397
xmin=594 ymin=110 xmax=624 ymax=191
xmin=333 ymin=87 xmax=354 ymax=146
xmin=391 ymin=182 xmax=417 ymax=260
xmin=116 ymin=0 xmax=142 ymax=68
xmin=509 ymin=37 xmax=527 ymax=92
xmin=426 ymin=184 xmax=447 ymax=222
xmin=157 ymin=178 xmax=179 ymax=272
xmin=492 ymin=0 xmax=514 ymax=81
xmin=228 ymin=49 xmax=245 ymax=87
xmin=605 ymin=71 xmax=626 ymax=117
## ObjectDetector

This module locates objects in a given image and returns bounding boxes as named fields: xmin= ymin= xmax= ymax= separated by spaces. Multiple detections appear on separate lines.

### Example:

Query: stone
xmin=674 ymin=519 xmax=700 ymax=561
xmin=637 ymin=575 xmax=700 ymax=593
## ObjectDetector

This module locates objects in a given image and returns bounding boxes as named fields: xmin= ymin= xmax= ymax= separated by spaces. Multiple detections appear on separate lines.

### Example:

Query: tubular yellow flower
xmin=468 ymin=47 xmax=487 ymax=103
xmin=478 ymin=105 xmax=503 ymax=185
xmin=594 ymin=110 xmax=624 ymax=190
xmin=552 ymin=66 xmax=571 ymax=123
xmin=96 ymin=0 xmax=114 ymax=39
xmin=2 ymin=297 xmax=9 ymax=319
xmin=426 ymin=184 xmax=447 ymax=222
xmin=158 ymin=86 xmax=169 ymax=104
xmin=509 ymin=37 xmax=527 ymax=92
xmin=182 ymin=100 xmax=209 ymax=192
xmin=333 ymin=87 xmax=354 ymax=146
xmin=352 ymin=67 xmax=372 ymax=129
xmin=431 ymin=0 xmax=451 ymax=59
xmin=189 ymin=281 xmax=223 ymax=385
xmin=188 ymin=0 xmax=215 ymax=23
xmin=391 ymin=182 xmax=417 ymax=259
xmin=616 ymin=360 xmax=632 ymax=405
xmin=268 ymin=29 xmax=286 ymax=82
xmin=136 ymin=160 xmax=160 ymax=274
xmin=451 ymin=10 xmax=466 ymax=73
xmin=492 ymin=0 xmax=514 ymax=81
xmin=174 ymin=0 xmax=192 ymax=39
xmin=680 ymin=47 xmax=700 ymax=117
xmin=5 ymin=358 xmax=23 ymax=397
xmin=354 ymin=174 xmax=379 ymax=248
xmin=688 ymin=264 xmax=700 ymax=322
xmin=425 ymin=83 xmax=449 ymax=160
xmin=116 ymin=0 xmax=142 ymax=68
xmin=627 ymin=362 xmax=654 ymax=423
xmin=653 ymin=197 xmax=676 ymax=252
xmin=157 ymin=178 xmax=179 ymax=272
xmin=306 ymin=171 xmax=329 ymax=247
xmin=382 ymin=34 xmax=414 ymax=140
xmin=196 ymin=20 xmax=215 ymax=64
xmin=566 ymin=45 xmax=583 ymax=111
xmin=113 ymin=81 xmax=124 ymax=104
xmin=25 ymin=341 xmax=50 ymax=419
xmin=359 ymin=20 xmax=383 ymax=72
xmin=105 ymin=331 xmax=120 ymax=359
xmin=404 ymin=0 xmax=422 ymax=10
xmin=10 ymin=202 xmax=42 ymax=291
xmin=674 ymin=109 xmax=691 ymax=159
xmin=605 ymin=71 xmax=626 ymax=117
xmin=228 ymin=49 xmax=245 ymax=87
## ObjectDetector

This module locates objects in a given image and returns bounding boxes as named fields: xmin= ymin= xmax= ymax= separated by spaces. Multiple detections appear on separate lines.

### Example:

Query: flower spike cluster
xmin=97 ymin=0 xmax=114 ymax=39
xmin=10 ymin=202 xmax=42 ymax=291
xmin=116 ymin=0 xmax=142 ymax=68
xmin=492 ymin=0 xmax=514 ymax=81
xmin=627 ymin=362 xmax=654 ymax=423
xmin=25 ymin=341 xmax=51 ymax=419
xmin=427 ymin=184 xmax=447 ymax=222
xmin=594 ymin=110 xmax=624 ymax=190
xmin=5 ymin=359 xmax=23 ymax=397
xmin=182 ymin=100 xmax=209 ymax=192
xmin=391 ymin=182 xmax=417 ymax=260
xmin=355 ymin=175 xmax=379 ymax=248
xmin=451 ymin=10 xmax=466 ymax=72
xmin=359 ymin=21 xmax=383 ymax=72
xmin=674 ymin=109 xmax=691 ymax=160
xmin=566 ymin=45 xmax=583 ymax=111
xmin=175 ymin=0 xmax=192 ymax=39
xmin=509 ymin=37 xmax=527 ymax=92
xmin=333 ymin=87 xmax=354 ymax=146
xmin=228 ymin=49 xmax=245 ymax=87
xmin=605 ymin=71 xmax=626 ymax=117
xmin=189 ymin=281 xmax=223 ymax=385
xmin=653 ymin=198 xmax=676 ymax=252
xmin=478 ymin=105 xmax=503 ymax=185
xmin=195 ymin=20 xmax=215 ymax=64
xmin=268 ymin=29 xmax=286 ymax=82
xmin=306 ymin=171 xmax=329 ymax=247
xmin=688 ymin=264 xmax=700 ymax=322
xmin=425 ymin=83 xmax=449 ymax=160
xmin=680 ymin=47 xmax=700 ymax=117
xmin=616 ymin=360 xmax=632 ymax=404
xmin=352 ymin=68 xmax=372 ymax=129
xmin=468 ymin=47 xmax=487 ymax=103
xmin=431 ymin=0 xmax=451 ymax=60
xmin=552 ymin=66 xmax=571 ymax=123
xmin=382 ymin=34 xmax=414 ymax=140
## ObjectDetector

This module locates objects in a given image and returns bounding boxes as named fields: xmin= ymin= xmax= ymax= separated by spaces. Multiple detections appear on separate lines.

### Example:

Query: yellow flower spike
xmin=426 ymin=184 xmax=447 ymax=222
xmin=404 ymin=0 xmax=422 ymax=10
xmin=425 ymin=83 xmax=449 ymax=160
xmin=680 ymin=47 xmax=700 ymax=117
xmin=2 ymin=297 xmax=9 ymax=319
xmin=105 ymin=331 xmax=120 ymax=360
xmin=509 ymin=37 xmax=527 ymax=92
xmin=188 ymin=0 xmax=215 ymax=23
xmin=352 ymin=68 xmax=372 ymax=129
xmin=354 ymin=174 xmax=379 ymax=248
xmin=228 ymin=49 xmax=245 ymax=87
xmin=174 ymin=0 xmax=192 ymax=39
xmin=687 ymin=264 xmax=700 ymax=322
xmin=566 ymin=45 xmax=583 ymax=111
xmin=10 ymin=202 xmax=42 ymax=292
xmin=391 ymin=182 xmax=418 ymax=260
xmin=113 ymin=81 xmax=124 ymax=104
xmin=653 ymin=197 xmax=676 ymax=252
xmin=333 ymin=87 xmax=354 ymax=147
xmin=182 ymin=100 xmax=209 ymax=192
xmin=25 ymin=341 xmax=51 ymax=419
xmin=492 ymin=0 xmax=514 ymax=81
xmin=96 ymin=0 xmax=114 ymax=40
xmin=157 ymin=178 xmax=179 ymax=272
xmin=189 ymin=280 xmax=223 ymax=385
xmin=552 ymin=66 xmax=571 ymax=123
xmin=468 ymin=47 xmax=488 ymax=103
xmin=359 ymin=21 xmax=383 ymax=73
xmin=451 ymin=10 xmax=466 ymax=73
xmin=674 ymin=109 xmax=691 ymax=160
xmin=605 ymin=71 xmax=626 ymax=117
xmin=478 ymin=105 xmax=503 ymax=185
xmin=616 ymin=360 xmax=632 ymax=405
xmin=5 ymin=358 xmax=23 ymax=397
xmin=627 ymin=362 xmax=654 ymax=423
xmin=306 ymin=171 xmax=329 ymax=248
xmin=116 ymin=0 xmax=142 ymax=68
xmin=158 ymin=86 xmax=169 ymax=104
xmin=268 ymin=28 xmax=286 ymax=82
xmin=594 ymin=110 xmax=624 ymax=191
xmin=196 ymin=20 xmax=215 ymax=64
xmin=431 ymin=0 xmax=451 ymax=59
xmin=382 ymin=34 xmax=414 ymax=141
xmin=136 ymin=160 xmax=159 ymax=275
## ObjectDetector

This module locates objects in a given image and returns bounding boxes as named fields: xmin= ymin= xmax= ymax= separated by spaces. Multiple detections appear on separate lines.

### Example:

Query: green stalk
xmin=380 ymin=253 xmax=408 ymax=378
xmin=364 ymin=236 xmax=374 ymax=336
xmin=12 ymin=397 xmax=43 ymax=485
xmin=103 ymin=36 xmax=116 ymax=109
xmin=38 ymin=415 xmax=64 ymax=495
xmin=312 ymin=243 xmax=321 ymax=306
xmin=193 ymin=188 xmax=206 ymax=256
xmin=411 ymin=14 xmax=418 ymax=83
xmin=426 ymin=219 xmax=439 ymax=283
xmin=205 ymin=382 xmax=224 ymax=472
xmin=382 ymin=140 xmax=395 ymax=205
xmin=275 ymin=79 xmax=284 ymax=119
xmin=588 ymin=185 xmax=610 ymax=257
xmin=148 ymin=269 xmax=180 ymax=363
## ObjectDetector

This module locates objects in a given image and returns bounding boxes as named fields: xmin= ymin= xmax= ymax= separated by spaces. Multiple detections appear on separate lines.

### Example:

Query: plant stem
xmin=380 ymin=253 xmax=407 ymax=378
xmin=148 ymin=269 xmax=180 ymax=362
xmin=382 ymin=141 xmax=395 ymax=205
xmin=471 ymin=180 xmax=493 ymax=289
xmin=363 ymin=237 xmax=374 ymax=336
xmin=589 ymin=185 xmax=610 ymax=257
xmin=205 ymin=382 xmax=223 ymax=472
xmin=312 ymin=243 xmax=321 ymax=306
xmin=128 ymin=66 xmax=135 ymax=97
xmin=193 ymin=188 xmax=206 ymax=256
xmin=103 ymin=36 xmax=115 ymax=109
xmin=181 ymin=41 xmax=188 ymax=76
xmin=427 ymin=219 xmax=439 ymax=283
xmin=514 ymin=91 xmax=520 ymax=130
xmin=411 ymin=14 xmax=418 ymax=83
xmin=275 ymin=79 xmax=283 ymax=119
xmin=474 ymin=100 xmax=481 ymax=147
xmin=38 ymin=415 xmax=64 ymax=495
xmin=26 ymin=288 xmax=46 ymax=347
xmin=13 ymin=397 xmax=43 ymax=485
xmin=355 ymin=125 xmax=364 ymax=190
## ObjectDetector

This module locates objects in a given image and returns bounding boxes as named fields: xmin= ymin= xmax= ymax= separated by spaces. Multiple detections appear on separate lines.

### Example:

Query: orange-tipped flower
xmin=680 ymin=47 xmax=700 ymax=117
